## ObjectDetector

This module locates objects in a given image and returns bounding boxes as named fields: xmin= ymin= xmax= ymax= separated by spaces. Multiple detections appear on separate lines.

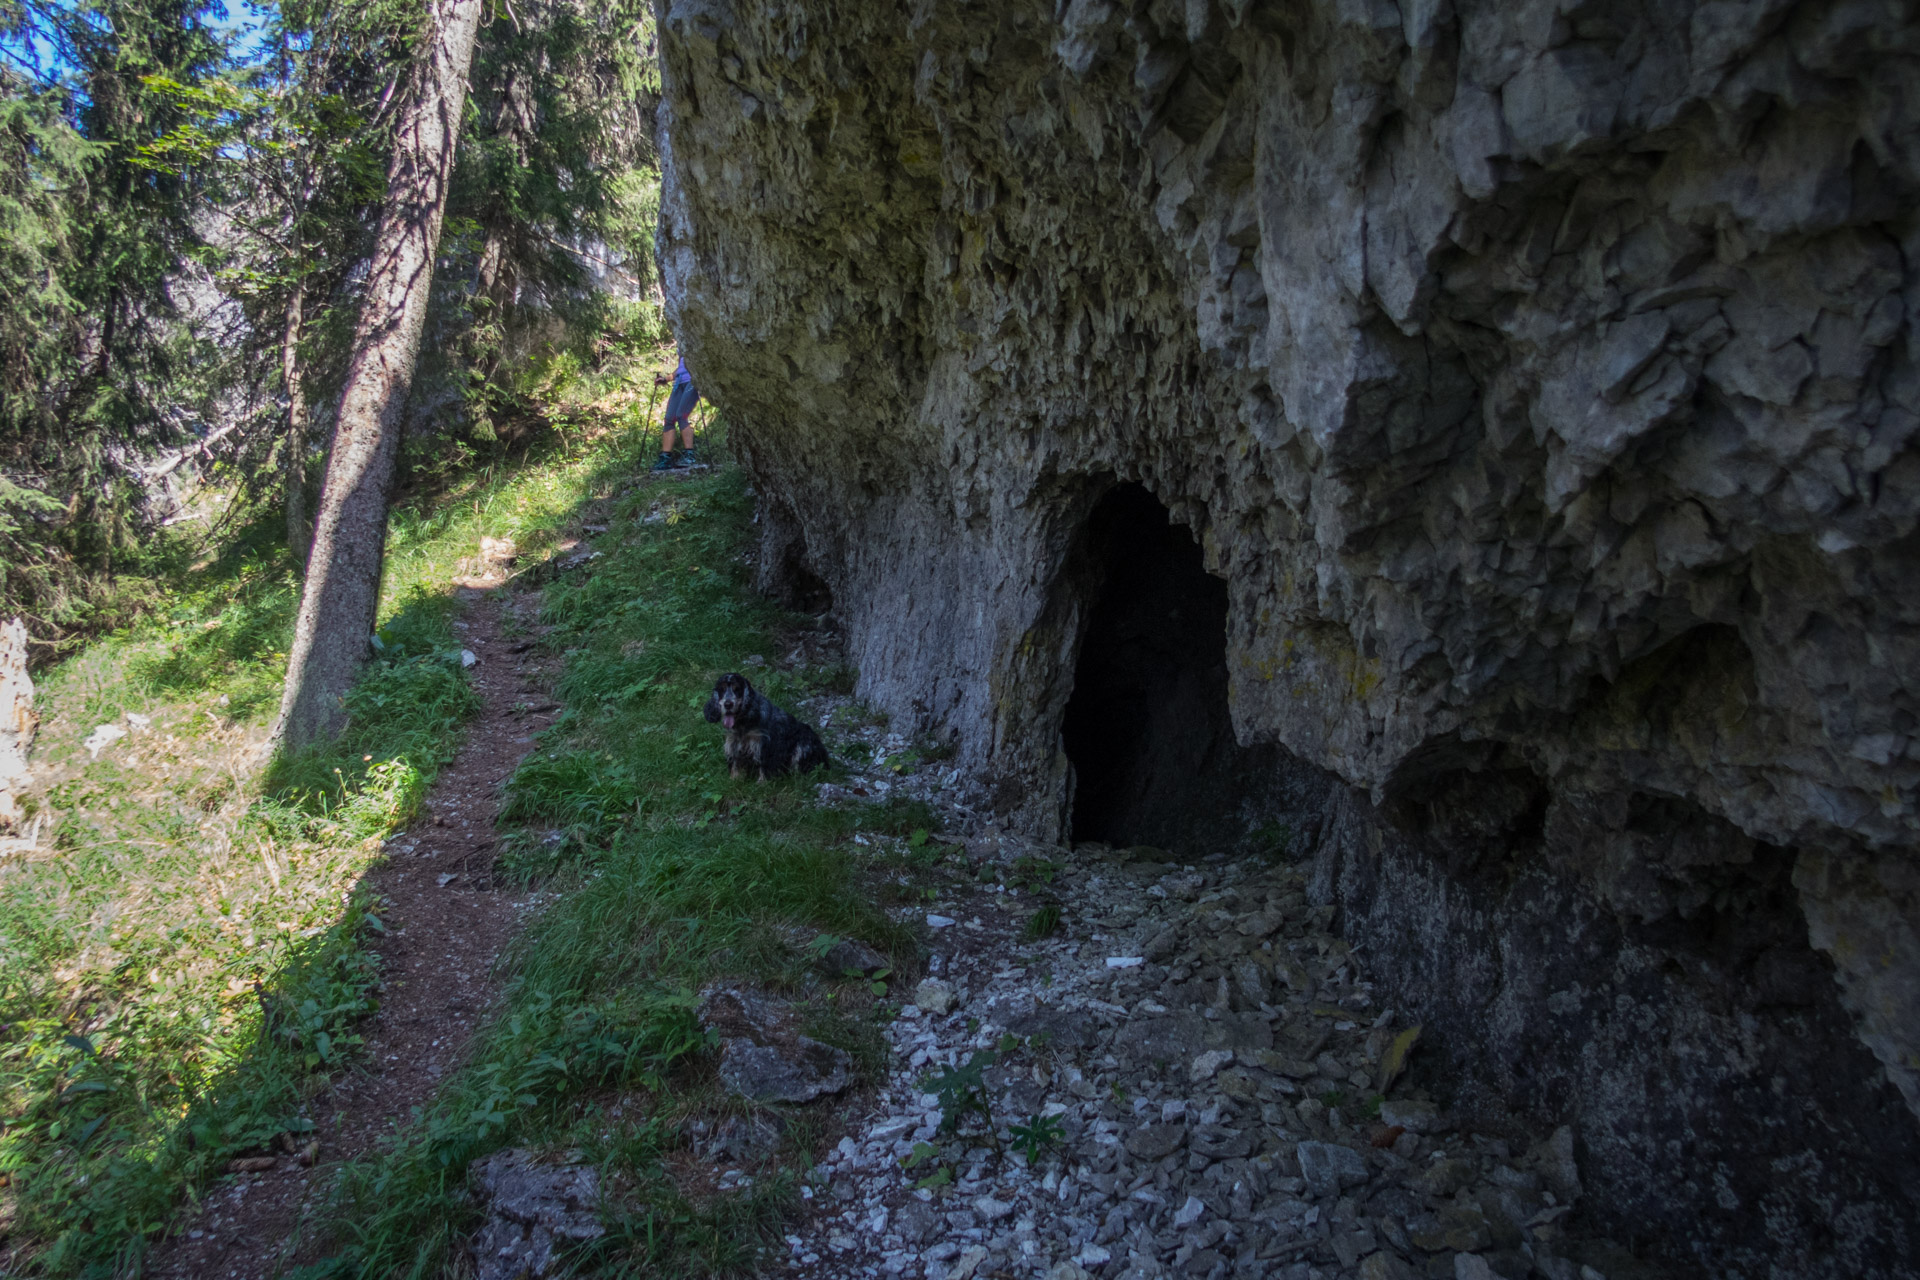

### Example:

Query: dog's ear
xmin=703 ymin=693 xmax=722 ymax=723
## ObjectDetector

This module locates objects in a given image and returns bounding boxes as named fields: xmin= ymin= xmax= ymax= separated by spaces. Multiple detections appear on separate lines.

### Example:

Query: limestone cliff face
xmin=655 ymin=0 xmax=1920 ymax=1270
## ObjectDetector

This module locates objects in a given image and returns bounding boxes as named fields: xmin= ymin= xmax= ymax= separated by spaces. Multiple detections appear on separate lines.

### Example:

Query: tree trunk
xmin=273 ymin=0 xmax=486 ymax=750
xmin=281 ymin=283 xmax=311 ymax=567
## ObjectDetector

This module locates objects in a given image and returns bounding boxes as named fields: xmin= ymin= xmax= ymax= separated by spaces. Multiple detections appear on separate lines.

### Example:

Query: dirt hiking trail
xmin=145 ymin=583 xmax=558 ymax=1279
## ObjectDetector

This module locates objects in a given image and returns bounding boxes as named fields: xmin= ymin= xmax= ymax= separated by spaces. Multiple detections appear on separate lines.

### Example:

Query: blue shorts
xmin=664 ymin=381 xmax=700 ymax=425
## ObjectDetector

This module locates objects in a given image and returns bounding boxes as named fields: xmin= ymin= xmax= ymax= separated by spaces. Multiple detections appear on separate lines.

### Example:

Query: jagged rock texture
xmin=655 ymin=0 xmax=1920 ymax=1272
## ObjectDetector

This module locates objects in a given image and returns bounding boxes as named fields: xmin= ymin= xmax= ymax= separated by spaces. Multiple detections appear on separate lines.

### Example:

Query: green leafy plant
xmin=1010 ymin=855 xmax=1059 ymax=892
xmin=922 ymin=1051 xmax=998 ymax=1144
xmin=1008 ymin=1113 xmax=1066 ymax=1164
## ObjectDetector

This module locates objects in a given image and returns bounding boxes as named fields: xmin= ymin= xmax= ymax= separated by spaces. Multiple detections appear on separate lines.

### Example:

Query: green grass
xmin=306 ymin=457 xmax=937 ymax=1278
xmin=0 ymin=373 xmax=690 ymax=1273
xmin=0 ymin=570 xmax=475 ymax=1275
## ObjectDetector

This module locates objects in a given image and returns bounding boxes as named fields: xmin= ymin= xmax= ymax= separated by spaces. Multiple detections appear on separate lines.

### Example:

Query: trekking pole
xmin=643 ymin=377 xmax=662 ymax=441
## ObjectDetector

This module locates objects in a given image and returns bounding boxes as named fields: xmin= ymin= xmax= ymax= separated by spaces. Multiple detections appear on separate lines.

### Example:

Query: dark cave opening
xmin=1062 ymin=483 xmax=1270 ymax=851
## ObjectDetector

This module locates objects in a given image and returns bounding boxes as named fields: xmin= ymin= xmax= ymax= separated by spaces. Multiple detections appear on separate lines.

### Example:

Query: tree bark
xmin=273 ymin=0 xmax=486 ymax=749
xmin=281 ymin=283 xmax=311 ymax=567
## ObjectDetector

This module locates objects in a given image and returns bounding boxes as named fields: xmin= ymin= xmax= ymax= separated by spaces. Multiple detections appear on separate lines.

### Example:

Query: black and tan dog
xmin=703 ymin=673 xmax=830 ymax=780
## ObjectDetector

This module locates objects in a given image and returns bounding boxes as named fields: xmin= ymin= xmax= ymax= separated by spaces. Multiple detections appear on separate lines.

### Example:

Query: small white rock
xmin=948 ymin=1244 xmax=991 ymax=1279
xmin=1104 ymin=956 xmax=1144 ymax=969
xmin=915 ymin=978 xmax=956 ymax=1015
xmin=1074 ymin=1243 xmax=1112 ymax=1266
xmin=460 ymin=649 xmax=478 ymax=667
xmin=83 ymin=723 xmax=127 ymax=759
xmin=973 ymin=1194 xmax=1014 ymax=1221
xmin=927 ymin=914 xmax=957 ymax=928
xmin=1190 ymin=1049 xmax=1234 ymax=1082
xmin=1455 ymin=1256 xmax=1496 ymax=1280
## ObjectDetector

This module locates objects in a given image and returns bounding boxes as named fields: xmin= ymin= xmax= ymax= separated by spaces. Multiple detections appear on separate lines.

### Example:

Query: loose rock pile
xmin=468 ymin=1148 xmax=604 ymax=1280
xmin=772 ymin=830 xmax=1652 ymax=1280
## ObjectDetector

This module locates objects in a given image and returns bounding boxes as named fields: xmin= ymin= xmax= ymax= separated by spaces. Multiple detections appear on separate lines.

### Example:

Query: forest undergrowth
xmin=297 ymin=431 xmax=941 ymax=1277
xmin=0 ymin=347 xmax=682 ymax=1275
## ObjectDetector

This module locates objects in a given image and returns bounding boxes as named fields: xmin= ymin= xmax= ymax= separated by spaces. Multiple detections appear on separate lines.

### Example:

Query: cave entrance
xmin=1061 ymin=484 xmax=1263 ymax=852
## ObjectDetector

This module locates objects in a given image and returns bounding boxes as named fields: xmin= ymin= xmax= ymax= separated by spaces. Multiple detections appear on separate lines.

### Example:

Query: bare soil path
xmin=144 ymin=583 xmax=558 ymax=1280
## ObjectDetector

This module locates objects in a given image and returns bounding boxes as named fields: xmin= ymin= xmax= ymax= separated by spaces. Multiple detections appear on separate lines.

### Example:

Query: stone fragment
xmin=915 ymin=978 xmax=956 ymax=1014
xmin=1454 ymin=1256 xmax=1495 ymax=1280
xmin=1407 ymin=1204 xmax=1493 ymax=1253
xmin=1190 ymin=1049 xmax=1233 ymax=1081
xmin=1124 ymin=1123 xmax=1188 ymax=1161
xmin=948 ymin=1244 xmax=990 ymax=1279
xmin=83 ymin=723 xmax=126 ymax=759
xmin=1416 ymin=1157 xmax=1476 ymax=1198
xmin=895 ymin=1198 xmax=939 ymax=1244
xmin=1273 ymin=956 xmax=1314 ymax=993
xmin=1189 ymin=1125 xmax=1254 ymax=1161
xmin=479 ymin=535 xmax=518 ymax=568
xmin=1218 ymin=1069 xmax=1260 ymax=1102
xmin=1360 ymin=1251 xmax=1419 ymax=1280
xmin=1237 ymin=910 xmax=1282 ymax=937
xmin=1247 ymin=1047 xmax=1317 ymax=1078
xmin=973 ymin=1194 xmax=1014 ymax=1221
xmin=1173 ymin=1194 xmax=1206 ymax=1227
xmin=468 ymin=1148 xmax=603 ymax=1280
xmin=1379 ymin=1099 xmax=1444 ymax=1133
xmin=698 ymin=986 xmax=851 ymax=1103
xmin=685 ymin=1113 xmax=781 ymax=1161
xmin=818 ymin=936 xmax=889 ymax=976
xmin=1530 ymin=1125 xmax=1582 ymax=1204
xmin=1295 ymin=1140 xmax=1368 ymax=1198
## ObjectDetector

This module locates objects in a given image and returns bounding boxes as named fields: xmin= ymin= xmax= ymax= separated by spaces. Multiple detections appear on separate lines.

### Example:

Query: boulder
xmin=698 ymin=986 xmax=850 ymax=1104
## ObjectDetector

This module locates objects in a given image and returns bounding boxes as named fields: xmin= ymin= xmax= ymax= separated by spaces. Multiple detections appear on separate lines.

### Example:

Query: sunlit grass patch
xmin=0 ymin=425 xmax=661 ymax=1273
xmin=0 ymin=568 xmax=478 ymax=1273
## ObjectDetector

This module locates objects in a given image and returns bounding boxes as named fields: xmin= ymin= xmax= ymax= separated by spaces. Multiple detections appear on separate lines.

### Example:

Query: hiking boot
xmin=678 ymin=447 xmax=699 ymax=469
xmin=650 ymin=450 xmax=676 ymax=473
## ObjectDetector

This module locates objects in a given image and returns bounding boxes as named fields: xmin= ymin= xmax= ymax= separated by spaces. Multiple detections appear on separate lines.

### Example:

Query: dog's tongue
xmin=722 ymin=714 xmax=735 ymax=728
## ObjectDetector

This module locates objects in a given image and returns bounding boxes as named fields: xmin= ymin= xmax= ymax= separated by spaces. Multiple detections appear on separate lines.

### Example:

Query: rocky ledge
xmin=654 ymin=0 xmax=1920 ymax=1271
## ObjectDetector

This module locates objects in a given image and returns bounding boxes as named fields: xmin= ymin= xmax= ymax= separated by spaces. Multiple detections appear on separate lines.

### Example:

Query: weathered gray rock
xmin=1295 ymin=1140 xmax=1368 ymax=1199
xmin=819 ymin=935 xmax=890 ymax=977
xmin=698 ymin=986 xmax=851 ymax=1103
xmin=468 ymin=1148 xmax=602 ymax=1280
xmin=657 ymin=0 xmax=1920 ymax=1272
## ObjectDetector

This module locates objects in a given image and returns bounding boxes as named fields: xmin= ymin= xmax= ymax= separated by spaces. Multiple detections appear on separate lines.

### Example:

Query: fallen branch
xmin=141 ymin=419 xmax=246 ymax=480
